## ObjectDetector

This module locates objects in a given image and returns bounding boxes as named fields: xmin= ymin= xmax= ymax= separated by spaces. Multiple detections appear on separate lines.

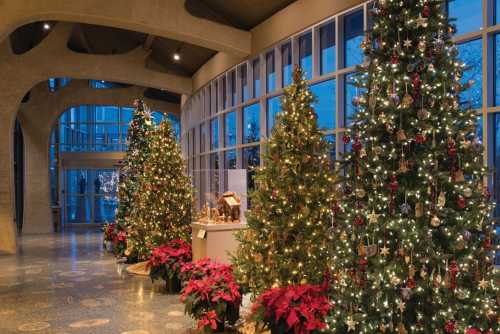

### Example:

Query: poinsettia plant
xmin=103 ymin=222 xmax=127 ymax=257
xmin=181 ymin=258 xmax=242 ymax=333
xmin=251 ymin=284 xmax=332 ymax=334
xmin=103 ymin=223 xmax=116 ymax=243
xmin=148 ymin=239 xmax=192 ymax=282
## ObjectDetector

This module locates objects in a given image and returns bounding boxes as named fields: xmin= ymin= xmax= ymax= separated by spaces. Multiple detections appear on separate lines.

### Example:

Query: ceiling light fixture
xmin=43 ymin=23 xmax=51 ymax=30
xmin=173 ymin=52 xmax=181 ymax=61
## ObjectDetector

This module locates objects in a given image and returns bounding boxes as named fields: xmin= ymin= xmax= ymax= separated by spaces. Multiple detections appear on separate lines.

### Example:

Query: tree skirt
xmin=126 ymin=261 xmax=150 ymax=276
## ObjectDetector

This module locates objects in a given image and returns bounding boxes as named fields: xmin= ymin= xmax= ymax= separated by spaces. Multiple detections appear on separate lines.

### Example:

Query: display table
xmin=191 ymin=222 xmax=247 ymax=264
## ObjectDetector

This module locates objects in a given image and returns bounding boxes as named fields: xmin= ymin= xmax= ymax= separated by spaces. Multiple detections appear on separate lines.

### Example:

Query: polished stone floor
xmin=0 ymin=230 xmax=194 ymax=334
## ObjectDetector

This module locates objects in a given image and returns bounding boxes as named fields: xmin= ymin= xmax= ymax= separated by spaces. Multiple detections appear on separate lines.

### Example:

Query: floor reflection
xmin=0 ymin=229 xmax=194 ymax=334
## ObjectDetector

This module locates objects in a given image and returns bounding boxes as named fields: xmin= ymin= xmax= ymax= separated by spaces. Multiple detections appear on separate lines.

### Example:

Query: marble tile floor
xmin=0 ymin=230 xmax=195 ymax=334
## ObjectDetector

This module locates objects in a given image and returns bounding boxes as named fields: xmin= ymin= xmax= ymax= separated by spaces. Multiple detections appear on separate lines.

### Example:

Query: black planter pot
xmin=226 ymin=304 xmax=240 ymax=325
xmin=165 ymin=275 xmax=182 ymax=294
xmin=269 ymin=321 xmax=290 ymax=334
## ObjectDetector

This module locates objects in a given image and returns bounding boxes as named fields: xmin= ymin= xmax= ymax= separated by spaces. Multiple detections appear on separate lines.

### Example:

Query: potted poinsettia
xmin=102 ymin=223 xmax=116 ymax=252
xmin=112 ymin=229 xmax=127 ymax=257
xmin=180 ymin=257 xmax=232 ymax=282
xmin=148 ymin=239 xmax=192 ymax=293
xmin=251 ymin=284 xmax=332 ymax=334
xmin=180 ymin=258 xmax=242 ymax=333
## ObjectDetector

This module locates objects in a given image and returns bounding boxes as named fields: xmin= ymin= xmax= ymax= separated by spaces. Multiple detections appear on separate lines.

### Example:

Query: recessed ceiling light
xmin=173 ymin=53 xmax=181 ymax=61
xmin=43 ymin=23 xmax=51 ymax=30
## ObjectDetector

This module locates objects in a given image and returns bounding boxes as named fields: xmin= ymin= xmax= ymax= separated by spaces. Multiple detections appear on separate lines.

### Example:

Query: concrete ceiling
xmin=185 ymin=0 xmax=297 ymax=30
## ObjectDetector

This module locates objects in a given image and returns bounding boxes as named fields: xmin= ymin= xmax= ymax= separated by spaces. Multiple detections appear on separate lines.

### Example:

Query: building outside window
xmin=253 ymin=58 xmax=261 ymax=98
xmin=282 ymin=42 xmax=292 ymax=87
xmin=240 ymin=63 xmax=249 ymax=103
xmin=266 ymin=51 xmax=276 ymax=93
xmin=267 ymin=95 xmax=282 ymax=136
xmin=224 ymin=111 xmax=237 ymax=147
xmin=310 ymin=79 xmax=336 ymax=130
xmin=243 ymin=104 xmax=260 ymax=144
xmin=320 ymin=21 xmax=336 ymax=75
xmin=457 ymin=39 xmax=482 ymax=109
xmin=299 ymin=32 xmax=313 ymax=80
xmin=210 ymin=118 xmax=219 ymax=150
xmin=344 ymin=10 xmax=364 ymax=68
xmin=447 ymin=0 xmax=482 ymax=35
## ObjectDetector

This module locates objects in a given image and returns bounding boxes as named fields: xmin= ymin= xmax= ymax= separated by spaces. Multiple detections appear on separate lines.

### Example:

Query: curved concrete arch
xmin=17 ymin=79 xmax=180 ymax=235
xmin=0 ymin=0 xmax=251 ymax=57
xmin=0 ymin=22 xmax=191 ymax=253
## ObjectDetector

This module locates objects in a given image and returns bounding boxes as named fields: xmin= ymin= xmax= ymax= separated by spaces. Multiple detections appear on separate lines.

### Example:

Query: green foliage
xmin=233 ymin=66 xmax=337 ymax=295
xmin=331 ymin=1 xmax=499 ymax=333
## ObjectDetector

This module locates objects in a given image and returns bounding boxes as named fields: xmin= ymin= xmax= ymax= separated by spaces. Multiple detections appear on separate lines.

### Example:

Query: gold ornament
xmin=398 ymin=322 xmax=408 ymax=334
xmin=403 ymin=38 xmax=412 ymax=48
xmin=355 ymin=188 xmax=366 ymax=198
xmin=368 ymin=210 xmax=380 ymax=224
xmin=398 ymin=301 xmax=406 ymax=313
xmin=401 ymin=94 xmax=414 ymax=108
xmin=399 ymin=160 xmax=409 ymax=173
xmin=415 ymin=202 xmax=424 ymax=218
xmin=454 ymin=170 xmax=465 ymax=182
xmin=430 ymin=215 xmax=441 ymax=227
xmin=479 ymin=278 xmax=489 ymax=290
xmin=464 ymin=187 xmax=473 ymax=198
xmin=418 ymin=40 xmax=426 ymax=52
xmin=416 ymin=14 xmax=428 ymax=28
xmin=380 ymin=245 xmax=390 ymax=257
xmin=346 ymin=316 xmax=358 ymax=332
xmin=437 ymin=191 xmax=446 ymax=208
xmin=417 ymin=108 xmax=430 ymax=120
xmin=396 ymin=129 xmax=407 ymax=141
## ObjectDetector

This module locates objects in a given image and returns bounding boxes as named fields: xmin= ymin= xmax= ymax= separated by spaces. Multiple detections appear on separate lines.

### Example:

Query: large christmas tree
xmin=116 ymin=99 xmax=154 ymax=256
xmin=332 ymin=1 xmax=499 ymax=333
xmin=233 ymin=66 xmax=336 ymax=295
xmin=129 ymin=118 xmax=193 ymax=260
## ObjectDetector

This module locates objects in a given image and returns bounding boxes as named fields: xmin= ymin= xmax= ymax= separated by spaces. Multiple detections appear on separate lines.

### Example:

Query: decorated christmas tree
xmin=331 ymin=1 xmax=499 ymax=333
xmin=129 ymin=118 xmax=194 ymax=260
xmin=115 ymin=99 xmax=154 ymax=257
xmin=233 ymin=66 xmax=336 ymax=295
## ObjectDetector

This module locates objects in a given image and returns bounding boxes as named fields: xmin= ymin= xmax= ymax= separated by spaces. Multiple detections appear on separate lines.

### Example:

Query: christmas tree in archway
xmin=115 ymin=99 xmax=154 ymax=257
xmin=128 ymin=118 xmax=194 ymax=260
xmin=331 ymin=1 xmax=498 ymax=333
xmin=233 ymin=66 xmax=336 ymax=295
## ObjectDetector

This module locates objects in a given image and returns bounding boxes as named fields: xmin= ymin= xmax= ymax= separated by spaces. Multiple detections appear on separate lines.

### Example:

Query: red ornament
xmin=457 ymin=196 xmax=465 ymax=209
xmin=352 ymin=137 xmax=362 ymax=152
xmin=422 ymin=5 xmax=431 ymax=17
xmin=448 ymin=139 xmax=457 ymax=157
xmin=483 ymin=238 xmax=492 ymax=250
xmin=391 ymin=53 xmax=399 ymax=64
xmin=415 ymin=133 xmax=426 ymax=144
xmin=412 ymin=74 xmax=422 ymax=89
xmin=444 ymin=320 xmax=456 ymax=333
xmin=354 ymin=215 xmax=364 ymax=226
xmin=484 ymin=187 xmax=491 ymax=200
xmin=407 ymin=277 xmax=416 ymax=289
xmin=343 ymin=134 xmax=351 ymax=144
xmin=389 ymin=175 xmax=399 ymax=191
xmin=466 ymin=329 xmax=481 ymax=334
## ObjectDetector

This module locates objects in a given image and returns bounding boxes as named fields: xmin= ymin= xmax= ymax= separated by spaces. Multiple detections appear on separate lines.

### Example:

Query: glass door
xmin=63 ymin=168 xmax=118 ymax=225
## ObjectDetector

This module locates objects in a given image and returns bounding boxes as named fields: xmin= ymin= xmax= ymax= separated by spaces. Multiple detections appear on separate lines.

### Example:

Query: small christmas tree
xmin=116 ymin=99 xmax=154 ymax=257
xmin=332 ymin=1 xmax=499 ymax=333
xmin=129 ymin=118 xmax=194 ymax=260
xmin=233 ymin=66 xmax=336 ymax=294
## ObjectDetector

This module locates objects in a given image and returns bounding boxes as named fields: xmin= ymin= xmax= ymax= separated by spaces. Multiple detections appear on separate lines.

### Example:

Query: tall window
xmin=224 ymin=111 xmax=237 ymax=147
xmin=48 ymin=78 xmax=71 ymax=92
xmin=282 ymin=42 xmax=292 ymax=87
xmin=229 ymin=71 xmax=236 ymax=107
xmin=243 ymin=146 xmax=260 ymax=195
xmin=266 ymin=51 xmax=276 ymax=93
xmin=222 ymin=76 xmax=227 ymax=110
xmin=267 ymin=95 xmax=282 ymax=136
xmin=210 ymin=118 xmax=219 ymax=150
xmin=344 ymin=10 xmax=364 ymax=68
xmin=311 ymin=80 xmax=336 ymax=130
xmin=253 ymin=58 xmax=261 ymax=98
xmin=320 ymin=21 xmax=336 ymax=75
xmin=225 ymin=149 xmax=237 ymax=170
xmin=200 ymin=123 xmax=207 ymax=153
xmin=299 ymin=32 xmax=313 ymax=80
xmin=243 ymin=104 xmax=260 ymax=144
xmin=493 ymin=34 xmax=500 ymax=106
xmin=240 ymin=64 xmax=249 ymax=103
xmin=457 ymin=39 xmax=482 ymax=109
xmin=447 ymin=0 xmax=482 ymax=35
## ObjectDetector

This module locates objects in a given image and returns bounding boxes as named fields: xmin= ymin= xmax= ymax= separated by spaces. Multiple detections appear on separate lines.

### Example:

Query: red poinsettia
xmin=180 ymin=259 xmax=241 ymax=333
xmin=251 ymin=284 xmax=332 ymax=334
xmin=103 ymin=223 xmax=116 ymax=242
xmin=148 ymin=239 xmax=192 ymax=282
